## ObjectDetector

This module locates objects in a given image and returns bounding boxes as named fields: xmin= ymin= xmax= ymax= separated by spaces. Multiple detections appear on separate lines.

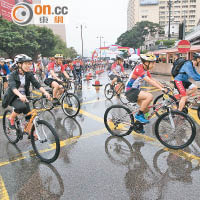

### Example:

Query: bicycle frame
xmin=129 ymin=94 xmax=174 ymax=121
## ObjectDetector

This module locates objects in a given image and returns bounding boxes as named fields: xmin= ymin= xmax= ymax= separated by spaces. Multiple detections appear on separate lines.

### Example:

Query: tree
xmin=0 ymin=17 xmax=78 ymax=60
xmin=116 ymin=21 xmax=163 ymax=48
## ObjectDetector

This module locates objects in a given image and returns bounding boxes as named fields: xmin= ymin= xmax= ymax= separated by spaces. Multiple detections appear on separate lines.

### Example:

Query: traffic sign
xmin=178 ymin=40 xmax=191 ymax=53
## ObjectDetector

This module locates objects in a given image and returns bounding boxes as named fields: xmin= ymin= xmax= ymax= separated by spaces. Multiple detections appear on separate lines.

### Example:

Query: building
xmin=127 ymin=0 xmax=200 ymax=33
xmin=0 ymin=0 xmax=67 ymax=44
xmin=127 ymin=0 xmax=159 ymax=30
xmin=164 ymin=21 xmax=179 ymax=38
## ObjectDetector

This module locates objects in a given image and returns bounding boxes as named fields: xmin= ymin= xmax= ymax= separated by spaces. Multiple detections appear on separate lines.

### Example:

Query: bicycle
xmin=104 ymin=76 xmax=129 ymax=104
xmin=104 ymin=92 xmax=196 ymax=150
xmin=3 ymin=98 xmax=60 ymax=163
xmin=37 ymin=81 xmax=80 ymax=117
xmin=153 ymin=80 xmax=200 ymax=117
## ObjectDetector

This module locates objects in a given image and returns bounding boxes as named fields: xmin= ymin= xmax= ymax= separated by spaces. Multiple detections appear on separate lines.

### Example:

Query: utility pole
xmin=96 ymin=36 xmax=104 ymax=60
xmin=76 ymin=24 xmax=86 ymax=59
xmin=168 ymin=0 xmax=172 ymax=40
xmin=183 ymin=10 xmax=186 ymax=40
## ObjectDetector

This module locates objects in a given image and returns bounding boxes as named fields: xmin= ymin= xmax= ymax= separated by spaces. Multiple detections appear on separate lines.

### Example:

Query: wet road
xmin=1 ymin=72 xmax=200 ymax=199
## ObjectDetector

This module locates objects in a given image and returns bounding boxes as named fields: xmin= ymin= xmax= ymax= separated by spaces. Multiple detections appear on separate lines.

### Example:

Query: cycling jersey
xmin=47 ymin=62 xmax=65 ymax=78
xmin=73 ymin=61 xmax=83 ymax=71
xmin=126 ymin=64 xmax=151 ymax=91
xmin=64 ymin=64 xmax=73 ymax=72
xmin=109 ymin=63 xmax=124 ymax=76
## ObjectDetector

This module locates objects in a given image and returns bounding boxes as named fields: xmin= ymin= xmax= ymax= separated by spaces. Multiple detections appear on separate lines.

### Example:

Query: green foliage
xmin=0 ymin=18 xmax=78 ymax=60
xmin=116 ymin=21 xmax=163 ymax=48
xmin=163 ymin=40 xmax=175 ymax=47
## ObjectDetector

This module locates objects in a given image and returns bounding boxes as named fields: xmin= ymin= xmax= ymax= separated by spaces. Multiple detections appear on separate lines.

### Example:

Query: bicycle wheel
xmin=31 ymin=120 xmax=60 ymax=163
xmin=153 ymin=94 xmax=178 ymax=117
xmin=104 ymin=83 xmax=114 ymax=100
xmin=62 ymin=93 xmax=80 ymax=117
xmin=3 ymin=110 xmax=19 ymax=144
xmin=119 ymin=84 xmax=129 ymax=105
xmin=104 ymin=105 xmax=134 ymax=137
xmin=42 ymin=98 xmax=54 ymax=111
xmin=155 ymin=110 xmax=196 ymax=150
xmin=197 ymin=106 xmax=200 ymax=120
xmin=33 ymin=98 xmax=43 ymax=109
xmin=0 ymin=81 xmax=2 ymax=100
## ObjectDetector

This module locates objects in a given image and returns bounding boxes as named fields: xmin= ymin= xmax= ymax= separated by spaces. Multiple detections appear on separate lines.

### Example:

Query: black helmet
xmin=14 ymin=54 xmax=32 ymax=63
xmin=193 ymin=53 xmax=200 ymax=59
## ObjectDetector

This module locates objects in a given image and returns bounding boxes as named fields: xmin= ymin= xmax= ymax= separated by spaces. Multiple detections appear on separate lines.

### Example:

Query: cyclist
xmin=174 ymin=53 xmax=200 ymax=111
xmin=2 ymin=54 xmax=51 ymax=129
xmin=64 ymin=59 xmax=74 ymax=78
xmin=73 ymin=57 xmax=83 ymax=88
xmin=108 ymin=55 xmax=126 ymax=95
xmin=125 ymin=54 xmax=167 ymax=126
xmin=44 ymin=54 xmax=70 ymax=105
xmin=0 ymin=58 xmax=10 ymax=91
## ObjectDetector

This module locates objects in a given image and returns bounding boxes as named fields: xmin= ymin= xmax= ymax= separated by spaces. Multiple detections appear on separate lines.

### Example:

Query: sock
xmin=138 ymin=110 xmax=143 ymax=115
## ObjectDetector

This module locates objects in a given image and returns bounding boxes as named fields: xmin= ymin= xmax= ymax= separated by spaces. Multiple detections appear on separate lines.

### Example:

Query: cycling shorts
xmin=109 ymin=75 xmax=122 ymax=83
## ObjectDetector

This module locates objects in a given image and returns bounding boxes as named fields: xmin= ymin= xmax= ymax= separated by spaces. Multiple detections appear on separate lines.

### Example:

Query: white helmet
xmin=0 ymin=58 xmax=5 ymax=63
xmin=129 ymin=54 xmax=141 ymax=63
xmin=14 ymin=54 xmax=32 ymax=63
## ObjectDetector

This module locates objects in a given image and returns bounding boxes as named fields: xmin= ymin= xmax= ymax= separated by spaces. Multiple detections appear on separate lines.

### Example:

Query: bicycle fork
xmin=168 ymin=109 xmax=175 ymax=129
xmin=33 ymin=117 xmax=47 ymax=143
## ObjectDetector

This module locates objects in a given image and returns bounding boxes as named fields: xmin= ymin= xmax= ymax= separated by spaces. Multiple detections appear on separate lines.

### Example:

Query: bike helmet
xmin=0 ymin=58 xmax=5 ymax=63
xmin=54 ymin=54 xmax=63 ymax=58
xmin=14 ymin=54 xmax=32 ymax=63
xmin=129 ymin=54 xmax=141 ymax=63
xmin=193 ymin=53 xmax=200 ymax=59
xmin=140 ymin=54 xmax=156 ymax=62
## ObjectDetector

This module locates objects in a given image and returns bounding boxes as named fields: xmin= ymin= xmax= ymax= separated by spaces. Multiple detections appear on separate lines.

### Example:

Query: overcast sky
xmin=42 ymin=0 xmax=129 ymax=56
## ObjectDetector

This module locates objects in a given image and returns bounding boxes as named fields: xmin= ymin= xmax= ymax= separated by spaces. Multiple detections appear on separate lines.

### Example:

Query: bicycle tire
xmin=119 ymin=84 xmax=129 ymax=105
xmin=104 ymin=105 xmax=134 ymax=137
xmin=0 ymin=81 xmax=2 ymax=100
xmin=31 ymin=120 xmax=60 ymax=163
xmin=3 ymin=110 xmax=19 ymax=144
xmin=42 ymin=98 xmax=54 ymax=111
xmin=197 ymin=106 xmax=200 ymax=120
xmin=153 ymin=94 xmax=178 ymax=117
xmin=33 ymin=98 xmax=43 ymax=109
xmin=62 ymin=93 xmax=80 ymax=117
xmin=104 ymin=83 xmax=114 ymax=100
xmin=155 ymin=110 xmax=196 ymax=150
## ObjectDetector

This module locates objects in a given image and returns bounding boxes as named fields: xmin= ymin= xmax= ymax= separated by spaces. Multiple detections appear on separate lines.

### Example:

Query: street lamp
xmin=96 ymin=36 xmax=104 ymax=60
xmin=167 ymin=0 xmax=172 ymax=40
xmin=76 ymin=24 xmax=86 ymax=59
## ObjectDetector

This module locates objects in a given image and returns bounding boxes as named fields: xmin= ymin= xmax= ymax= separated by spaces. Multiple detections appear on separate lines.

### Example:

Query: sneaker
xmin=135 ymin=114 xmax=149 ymax=124
xmin=9 ymin=118 xmax=16 ymax=130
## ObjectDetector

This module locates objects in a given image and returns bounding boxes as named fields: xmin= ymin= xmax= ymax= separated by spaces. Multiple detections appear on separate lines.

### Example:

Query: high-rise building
xmin=0 ymin=0 xmax=66 ymax=44
xmin=127 ymin=0 xmax=200 ymax=33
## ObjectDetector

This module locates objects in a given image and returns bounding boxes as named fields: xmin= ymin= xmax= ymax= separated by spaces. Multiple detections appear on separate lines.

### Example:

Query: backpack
xmin=171 ymin=58 xmax=187 ymax=78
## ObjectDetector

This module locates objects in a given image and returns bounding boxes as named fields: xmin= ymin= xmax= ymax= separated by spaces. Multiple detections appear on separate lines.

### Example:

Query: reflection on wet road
xmin=0 ymin=73 xmax=200 ymax=199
